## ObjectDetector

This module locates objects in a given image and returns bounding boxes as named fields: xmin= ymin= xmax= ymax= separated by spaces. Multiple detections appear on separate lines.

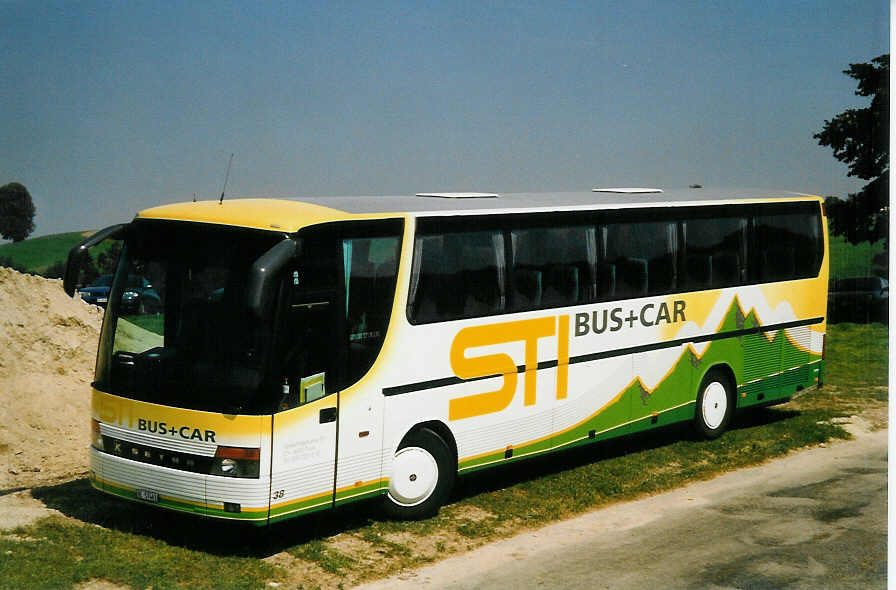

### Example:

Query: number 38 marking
xmin=272 ymin=489 xmax=285 ymax=500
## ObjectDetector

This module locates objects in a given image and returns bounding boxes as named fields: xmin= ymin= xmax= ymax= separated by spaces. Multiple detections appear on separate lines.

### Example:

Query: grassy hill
xmin=0 ymin=229 xmax=885 ymax=279
xmin=0 ymin=231 xmax=95 ymax=274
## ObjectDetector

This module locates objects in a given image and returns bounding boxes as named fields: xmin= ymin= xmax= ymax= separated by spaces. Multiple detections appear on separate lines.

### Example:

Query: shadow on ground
xmin=451 ymin=406 xmax=798 ymax=500
xmin=31 ymin=477 xmax=379 ymax=557
xmin=30 ymin=405 xmax=799 ymax=558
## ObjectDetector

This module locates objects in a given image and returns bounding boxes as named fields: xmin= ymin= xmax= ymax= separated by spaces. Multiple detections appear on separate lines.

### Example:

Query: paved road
xmin=356 ymin=426 xmax=887 ymax=590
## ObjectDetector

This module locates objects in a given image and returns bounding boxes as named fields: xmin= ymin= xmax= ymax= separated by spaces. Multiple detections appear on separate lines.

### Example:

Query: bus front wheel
xmin=383 ymin=427 xmax=455 ymax=520
xmin=694 ymin=371 xmax=734 ymax=439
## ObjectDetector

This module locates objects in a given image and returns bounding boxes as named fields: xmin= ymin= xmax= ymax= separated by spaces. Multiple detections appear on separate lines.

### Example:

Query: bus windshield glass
xmin=95 ymin=220 xmax=284 ymax=414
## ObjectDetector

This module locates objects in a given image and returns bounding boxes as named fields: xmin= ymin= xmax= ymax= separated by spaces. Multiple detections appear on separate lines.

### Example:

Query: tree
xmin=0 ymin=182 xmax=36 ymax=242
xmin=95 ymin=241 xmax=122 ymax=275
xmin=815 ymin=55 xmax=889 ymax=247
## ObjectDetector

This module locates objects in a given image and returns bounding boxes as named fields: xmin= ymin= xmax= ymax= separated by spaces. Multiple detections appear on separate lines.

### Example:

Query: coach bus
xmin=64 ymin=188 xmax=828 ymax=524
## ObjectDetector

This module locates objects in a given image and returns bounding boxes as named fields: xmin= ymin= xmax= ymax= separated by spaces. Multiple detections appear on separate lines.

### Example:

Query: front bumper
xmin=90 ymin=447 xmax=271 ymax=524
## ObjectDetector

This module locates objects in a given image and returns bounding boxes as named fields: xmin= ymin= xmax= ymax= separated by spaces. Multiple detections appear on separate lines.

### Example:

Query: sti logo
xmin=448 ymin=301 xmax=687 ymax=421
xmin=448 ymin=316 xmax=569 ymax=421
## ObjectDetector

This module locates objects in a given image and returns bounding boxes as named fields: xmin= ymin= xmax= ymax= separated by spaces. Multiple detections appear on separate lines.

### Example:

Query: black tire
xmin=693 ymin=370 xmax=734 ymax=439
xmin=382 ymin=427 xmax=455 ymax=520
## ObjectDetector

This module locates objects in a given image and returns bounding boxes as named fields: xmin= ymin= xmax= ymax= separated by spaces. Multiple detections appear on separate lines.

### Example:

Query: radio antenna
xmin=219 ymin=152 xmax=234 ymax=204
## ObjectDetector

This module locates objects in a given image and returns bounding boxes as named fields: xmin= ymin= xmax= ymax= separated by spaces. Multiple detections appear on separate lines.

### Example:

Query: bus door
xmin=268 ymin=221 xmax=403 ymax=520
xmin=269 ymin=228 xmax=346 ymax=520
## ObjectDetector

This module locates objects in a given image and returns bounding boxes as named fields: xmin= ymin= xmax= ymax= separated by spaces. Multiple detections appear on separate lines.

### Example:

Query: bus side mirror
xmin=63 ymin=223 xmax=129 ymax=296
xmin=248 ymin=238 xmax=298 ymax=318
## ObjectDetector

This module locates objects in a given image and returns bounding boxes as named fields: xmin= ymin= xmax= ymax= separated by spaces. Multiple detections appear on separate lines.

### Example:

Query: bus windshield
xmin=95 ymin=220 xmax=284 ymax=414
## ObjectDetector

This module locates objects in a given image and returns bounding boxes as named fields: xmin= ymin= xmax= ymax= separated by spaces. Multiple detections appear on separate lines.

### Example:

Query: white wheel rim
xmin=388 ymin=446 xmax=439 ymax=507
xmin=701 ymin=381 xmax=728 ymax=430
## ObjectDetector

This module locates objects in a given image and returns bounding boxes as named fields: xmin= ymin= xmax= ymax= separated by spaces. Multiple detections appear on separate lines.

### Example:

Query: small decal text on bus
xmin=137 ymin=418 xmax=217 ymax=442
xmin=574 ymin=300 xmax=686 ymax=336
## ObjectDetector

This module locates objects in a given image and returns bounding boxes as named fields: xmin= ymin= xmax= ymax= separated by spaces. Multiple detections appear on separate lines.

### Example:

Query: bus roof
xmin=136 ymin=188 xmax=820 ymax=233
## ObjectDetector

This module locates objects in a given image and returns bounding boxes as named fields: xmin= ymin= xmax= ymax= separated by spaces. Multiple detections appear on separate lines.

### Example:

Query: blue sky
xmin=1 ymin=1 xmax=888 ymax=237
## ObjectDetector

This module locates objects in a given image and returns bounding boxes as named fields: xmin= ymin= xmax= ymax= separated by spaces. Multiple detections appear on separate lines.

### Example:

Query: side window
xmin=409 ymin=229 xmax=506 ymax=323
xmin=753 ymin=204 xmax=822 ymax=282
xmin=684 ymin=215 xmax=747 ymax=289
xmin=601 ymin=219 xmax=678 ymax=299
xmin=344 ymin=235 xmax=401 ymax=383
xmin=510 ymin=225 xmax=595 ymax=310
xmin=278 ymin=220 xmax=402 ymax=411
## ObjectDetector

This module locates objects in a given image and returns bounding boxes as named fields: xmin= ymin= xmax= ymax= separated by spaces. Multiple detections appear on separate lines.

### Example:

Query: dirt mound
xmin=0 ymin=267 xmax=104 ymax=489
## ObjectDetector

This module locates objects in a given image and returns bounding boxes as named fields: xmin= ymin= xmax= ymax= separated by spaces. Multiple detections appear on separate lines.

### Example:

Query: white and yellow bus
xmin=64 ymin=188 xmax=828 ymax=524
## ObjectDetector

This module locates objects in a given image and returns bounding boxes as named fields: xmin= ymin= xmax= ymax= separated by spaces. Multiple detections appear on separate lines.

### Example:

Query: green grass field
xmin=1 ymin=323 xmax=886 ymax=590
xmin=0 ymin=231 xmax=94 ymax=274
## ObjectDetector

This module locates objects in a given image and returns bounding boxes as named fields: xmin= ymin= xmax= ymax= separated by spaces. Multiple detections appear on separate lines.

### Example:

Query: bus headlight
xmin=210 ymin=446 xmax=260 ymax=478
xmin=219 ymin=458 xmax=238 ymax=474
xmin=91 ymin=419 xmax=104 ymax=450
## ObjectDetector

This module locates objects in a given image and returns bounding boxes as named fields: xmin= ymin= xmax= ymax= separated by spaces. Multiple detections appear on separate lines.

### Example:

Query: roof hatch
xmin=592 ymin=187 xmax=663 ymax=194
xmin=415 ymin=192 xmax=499 ymax=199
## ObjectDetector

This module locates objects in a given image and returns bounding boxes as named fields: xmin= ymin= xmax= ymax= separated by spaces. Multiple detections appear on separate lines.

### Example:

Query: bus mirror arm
xmin=248 ymin=238 xmax=298 ymax=318
xmin=63 ymin=223 xmax=130 ymax=297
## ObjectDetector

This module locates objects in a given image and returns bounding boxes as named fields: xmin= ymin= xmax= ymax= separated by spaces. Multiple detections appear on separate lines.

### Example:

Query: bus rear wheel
xmin=694 ymin=371 xmax=734 ymax=439
xmin=383 ymin=427 xmax=455 ymax=520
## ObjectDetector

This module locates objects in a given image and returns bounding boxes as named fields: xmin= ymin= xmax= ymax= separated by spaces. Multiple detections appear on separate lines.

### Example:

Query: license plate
xmin=97 ymin=297 xmax=108 ymax=303
xmin=136 ymin=488 xmax=159 ymax=503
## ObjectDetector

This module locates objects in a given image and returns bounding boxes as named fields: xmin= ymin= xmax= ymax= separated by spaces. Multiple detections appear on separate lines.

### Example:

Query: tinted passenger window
xmin=406 ymin=202 xmax=823 ymax=323
xmin=344 ymin=236 xmax=400 ymax=342
xmin=344 ymin=235 xmax=401 ymax=384
xmin=601 ymin=220 xmax=678 ymax=299
xmin=685 ymin=216 xmax=747 ymax=289
xmin=409 ymin=230 xmax=505 ymax=323
xmin=510 ymin=225 xmax=595 ymax=310
xmin=753 ymin=205 xmax=822 ymax=282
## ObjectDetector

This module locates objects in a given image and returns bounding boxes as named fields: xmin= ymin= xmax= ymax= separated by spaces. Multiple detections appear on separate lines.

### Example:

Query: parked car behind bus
xmin=78 ymin=274 xmax=161 ymax=313
xmin=829 ymin=276 xmax=888 ymax=323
